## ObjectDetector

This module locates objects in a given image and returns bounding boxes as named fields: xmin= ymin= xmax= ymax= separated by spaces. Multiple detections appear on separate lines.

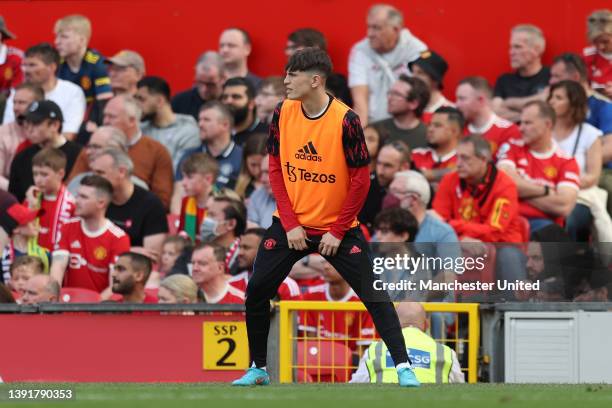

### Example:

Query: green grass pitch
xmin=1 ymin=383 xmax=611 ymax=408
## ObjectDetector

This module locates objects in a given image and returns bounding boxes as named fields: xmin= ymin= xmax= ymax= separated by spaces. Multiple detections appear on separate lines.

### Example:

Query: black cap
xmin=409 ymin=50 xmax=449 ymax=84
xmin=24 ymin=100 xmax=64 ymax=125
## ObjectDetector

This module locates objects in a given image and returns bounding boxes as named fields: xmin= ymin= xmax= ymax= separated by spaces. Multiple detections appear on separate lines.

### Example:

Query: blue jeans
xmin=528 ymin=218 xmax=554 ymax=235
xmin=495 ymin=245 xmax=527 ymax=301
xmin=565 ymin=203 xmax=593 ymax=242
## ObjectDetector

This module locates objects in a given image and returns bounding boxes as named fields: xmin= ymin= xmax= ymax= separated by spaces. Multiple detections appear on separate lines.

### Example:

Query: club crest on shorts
xmin=264 ymin=238 xmax=276 ymax=250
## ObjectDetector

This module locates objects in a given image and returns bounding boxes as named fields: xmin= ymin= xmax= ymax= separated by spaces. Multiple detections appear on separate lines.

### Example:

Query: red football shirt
xmin=0 ymin=46 xmax=24 ymax=93
xmin=298 ymin=285 xmax=375 ymax=351
xmin=411 ymin=148 xmax=457 ymax=170
xmin=54 ymin=218 xmax=131 ymax=292
xmin=497 ymin=140 xmax=580 ymax=225
xmin=583 ymin=46 xmax=612 ymax=92
xmin=467 ymin=114 xmax=521 ymax=156
xmin=202 ymin=282 xmax=245 ymax=304
xmin=229 ymin=271 xmax=301 ymax=300
xmin=433 ymin=168 xmax=523 ymax=242
xmin=37 ymin=186 xmax=76 ymax=251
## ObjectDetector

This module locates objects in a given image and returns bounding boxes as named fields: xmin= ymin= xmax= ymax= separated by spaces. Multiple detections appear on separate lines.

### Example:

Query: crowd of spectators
xmin=0 ymin=5 xmax=611 ymax=315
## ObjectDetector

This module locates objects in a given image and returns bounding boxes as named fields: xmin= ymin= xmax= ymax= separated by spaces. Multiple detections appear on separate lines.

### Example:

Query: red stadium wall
xmin=0 ymin=314 xmax=245 ymax=382
xmin=2 ymin=0 xmax=610 ymax=100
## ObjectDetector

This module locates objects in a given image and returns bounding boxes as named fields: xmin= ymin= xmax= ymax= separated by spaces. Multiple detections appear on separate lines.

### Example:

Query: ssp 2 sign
xmin=202 ymin=322 xmax=249 ymax=370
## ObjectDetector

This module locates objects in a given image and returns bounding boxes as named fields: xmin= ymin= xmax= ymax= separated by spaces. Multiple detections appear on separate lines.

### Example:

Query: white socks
xmin=396 ymin=362 xmax=411 ymax=371
xmin=251 ymin=362 xmax=267 ymax=371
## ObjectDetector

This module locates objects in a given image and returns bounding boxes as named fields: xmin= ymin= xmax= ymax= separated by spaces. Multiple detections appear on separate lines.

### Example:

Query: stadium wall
xmin=2 ymin=0 xmax=610 ymax=99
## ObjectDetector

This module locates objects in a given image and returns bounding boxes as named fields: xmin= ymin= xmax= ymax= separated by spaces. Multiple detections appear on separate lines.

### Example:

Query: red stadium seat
xmin=517 ymin=216 xmax=530 ymax=242
xmin=296 ymin=340 xmax=354 ymax=383
xmin=60 ymin=287 xmax=101 ymax=303
xmin=167 ymin=214 xmax=180 ymax=235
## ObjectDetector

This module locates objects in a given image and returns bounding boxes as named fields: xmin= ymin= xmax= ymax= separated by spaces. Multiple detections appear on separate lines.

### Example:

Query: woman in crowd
xmin=232 ymin=133 xmax=267 ymax=199
xmin=548 ymin=80 xmax=606 ymax=241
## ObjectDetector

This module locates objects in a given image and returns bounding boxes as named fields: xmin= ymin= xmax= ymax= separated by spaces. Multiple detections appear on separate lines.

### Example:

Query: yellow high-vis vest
xmin=365 ymin=326 xmax=453 ymax=383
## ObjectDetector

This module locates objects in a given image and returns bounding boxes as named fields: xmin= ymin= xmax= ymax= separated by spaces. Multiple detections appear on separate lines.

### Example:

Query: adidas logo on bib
xmin=295 ymin=141 xmax=322 ymax=162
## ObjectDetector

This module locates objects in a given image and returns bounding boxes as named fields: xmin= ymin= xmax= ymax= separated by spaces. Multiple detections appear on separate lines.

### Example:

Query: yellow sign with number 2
xmin=202 ymin=322 xmax=249 ymax=370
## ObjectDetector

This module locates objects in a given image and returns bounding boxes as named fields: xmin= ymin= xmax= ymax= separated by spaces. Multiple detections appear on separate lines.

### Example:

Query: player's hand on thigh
xmin=287 ymin=226 xmax=308 ymax=251
xmin=318 ymin=232 xmax=340 ymax=256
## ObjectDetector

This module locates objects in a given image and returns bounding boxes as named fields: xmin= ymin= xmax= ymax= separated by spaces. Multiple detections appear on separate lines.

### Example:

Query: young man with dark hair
xmin=372 ymin=75 xmax=430 ymax=150
xmin=111 ymin=251 xmax=157 ymax=303
xmin=3 ymin=43 xmax=86 ymax=138
xmin=374 ymin=207 xmax=419 ymax=242
xmin=9 ymin=100 xmax=82 ymax=202
xmin=412 ymin=106 xmax=463 ymax=185
xmin=50 ymin=174 xmax=130 ymax=293
xmin=221 ymin=77 xmax=269 ymax=146
xmin=285 ymin=28 xmax=352 ymax=106
xmin=233 ymin=48 xmax=419 ymax=387
xmin=0 ymin=83 xmax=44 ymax=190
xmin=136 ymin=76 xmax=199 ymax=170
xmin=455 ymin=76 xmax=521 ymax=155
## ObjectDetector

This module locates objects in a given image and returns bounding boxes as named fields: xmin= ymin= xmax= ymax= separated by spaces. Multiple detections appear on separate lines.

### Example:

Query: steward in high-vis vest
xmin=350 ymin=302 xmax=465 ymax=384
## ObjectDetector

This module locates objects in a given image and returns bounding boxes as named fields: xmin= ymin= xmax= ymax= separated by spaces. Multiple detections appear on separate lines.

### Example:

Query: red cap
xmin=6 ymin=203 xmax=40 ymax=226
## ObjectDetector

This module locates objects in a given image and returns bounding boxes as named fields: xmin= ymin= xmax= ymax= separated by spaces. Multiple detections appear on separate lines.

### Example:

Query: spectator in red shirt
xmin=26 ymin=148 xmax=75 ymax=252
xmin=434 ymin=134 xmax=526 ymax=285
xmin=455 ymin=76 xmax=521 ymax=155
xmin=50 ymin=174 xmax=130 ymax=293
xmin=20 ymin=274 xmax=59 ymax=305
xmin=0 ymin=16 xmax=23 ymax=97
xmin=412 ymin=106 xmax=463 ymax=187
xmin=111 ymin=252 xmax=157 ymax=303
xmin=299 ymin=260 xmax=375 ymax=354
xmin=190 ymin=242 xmax=245 ymax=304
xmin=583 ymin=9 xmax=612 ymax=98
xmin=497 ymin=101 xmax=580 ymax=233
xmin=229 ymin=228 xmax=301 ymax=300
xmin=434 ymin=135 xmax=523 ymax=243
xmin=0 ymin=84 xmax=43 ymax=190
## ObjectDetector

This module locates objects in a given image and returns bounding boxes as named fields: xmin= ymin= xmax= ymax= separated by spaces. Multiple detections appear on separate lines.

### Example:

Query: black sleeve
xmin=493 ymin=74 xmax=508 ymax=98
xmin=142 ymin=195 xmax=170 ymax=236
xmin=8 ymin=150 xmax=29 ymax=202
xmin=342 ymin=110 xmax=371 ymax=168
xmin=266 ymin=102 xmax=283 ymax=157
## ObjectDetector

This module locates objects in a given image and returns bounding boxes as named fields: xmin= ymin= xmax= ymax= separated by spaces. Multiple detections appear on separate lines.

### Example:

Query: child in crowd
xmin=146 ymin=235 xmax=190 ymax=288
xmin=179 ymin=153 xmax=218 ymax=243
xmin=26 ymin=147 xmax=75 ymax=252
xmin=8 ymin=255 xmax=45 ymax=299
xmin=1 ymin=218 xmax=49 ymax=283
